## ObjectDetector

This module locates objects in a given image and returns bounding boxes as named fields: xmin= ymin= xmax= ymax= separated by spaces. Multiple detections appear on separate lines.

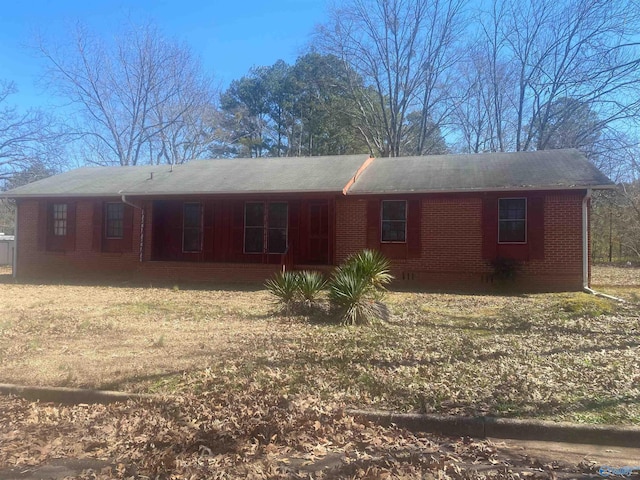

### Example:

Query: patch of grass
xmin=557 ymin=294 xmax=615 ymax=317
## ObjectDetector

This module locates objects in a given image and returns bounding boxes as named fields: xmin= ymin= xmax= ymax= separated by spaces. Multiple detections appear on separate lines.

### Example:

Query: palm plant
xmin=329 ymin=249 xmax=393 ymax=325
xmin=264 ymin=271 xmax=300 ymax=311
xmin=338 ymin=249 xmax=393 ymax=290
xmin=297 ymin=270 xmax=327 ymax=304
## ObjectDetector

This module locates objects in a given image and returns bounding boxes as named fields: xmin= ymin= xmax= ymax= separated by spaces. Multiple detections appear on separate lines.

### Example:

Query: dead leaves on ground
xmin=0 ymin=391 xmax=584 ymax=479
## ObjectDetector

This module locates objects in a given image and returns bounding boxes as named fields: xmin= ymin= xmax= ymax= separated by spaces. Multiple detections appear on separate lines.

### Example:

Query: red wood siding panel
xmin=203 ymin=200 xmax=215 ymax=261
xmin=122 ymin=204 xmax=134 ymax=252
xmin=92 ymin=201 xmax=103 ymax=252
xmin=66 ymin=202 xmax=77 ymax=252
xmin=37 ymin=200 xmax=47 ymax=252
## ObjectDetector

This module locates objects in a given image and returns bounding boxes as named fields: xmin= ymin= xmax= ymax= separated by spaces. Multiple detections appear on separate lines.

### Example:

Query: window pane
xmin=499 ymin=221 xmax=526 ymax=242
xmin=382 ymin=221 xmax=406 ymax=242
xmin=245 ymin=227 xmax=264 ymax=253
xmin=106 ymin=203 xmax=124 ymax=238
xmin=183 ymin=229 xmax=201 ymax=252
xmin=245 ymin=203 xmax=264 ymax=227
xmin=499 ymin=199 xmax=526 ymax=220
xmin=382 ymin=201 xmax=406 ymax=221
xmin=183 ymin=203 xmax=202 ymax=228
xmin=381 ymin=200 xmax=406 ymax=242
xmin=53 ymin=204 xmax=67 ymax=236
xmin=268 ymin=228 xmax=287 ymax=253
xmin=499 ymin=199 xmax=526 ymax=242
xmin=268 ymin=203 xmax=288 ymax=229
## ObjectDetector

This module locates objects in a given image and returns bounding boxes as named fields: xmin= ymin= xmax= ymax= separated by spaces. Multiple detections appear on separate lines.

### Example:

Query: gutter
xmin=119 ymin=193 xmax=145 ymax=263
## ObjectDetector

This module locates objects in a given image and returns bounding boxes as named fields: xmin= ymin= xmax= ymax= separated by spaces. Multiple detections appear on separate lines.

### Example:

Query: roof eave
xmin=2 ymin=189 xmax=347 ymax=199
xmin=346 ymin=184 xmax=616 ymax=195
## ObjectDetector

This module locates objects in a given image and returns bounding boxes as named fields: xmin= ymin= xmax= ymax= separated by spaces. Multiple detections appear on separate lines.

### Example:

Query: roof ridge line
xmin=342 ymin=156 xmax=376 ymax=195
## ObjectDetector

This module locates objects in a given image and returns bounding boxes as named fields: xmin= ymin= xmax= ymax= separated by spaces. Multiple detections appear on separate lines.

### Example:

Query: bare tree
xmin=0 ymin=80 xmax=63 ymax=184
xmin=37 ymin=22 xmax=217 ymax=166
xmin=473 ymin=0 xmax=640 ymax=155
xmin=317 ymin=0 xmax=467 ymax=157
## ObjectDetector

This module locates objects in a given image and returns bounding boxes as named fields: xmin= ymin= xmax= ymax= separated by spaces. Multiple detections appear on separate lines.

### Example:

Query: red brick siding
xmin=335 ymin=192 xmax=586 ymax=291
xmin=335 ymin=197 xmax=367 ymax=264
xmin=15 ymin=191 xmax=588 ymax=291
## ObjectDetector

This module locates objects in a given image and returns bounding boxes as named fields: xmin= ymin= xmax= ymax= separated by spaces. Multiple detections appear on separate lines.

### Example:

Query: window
xmin=105 ymin=203 xmax=124 ymax=239
xmin=183 ymin=203 xmax=203 ymax=252
xmin=52 ymin=204 xmax=67 ymax=236
xmin=499 ymin=198 xmax=526 ymax=243
xmin=381 ymin=200 xmax=406 ymax=242
xmin=244 ymin=202 xmax=288 ymax=254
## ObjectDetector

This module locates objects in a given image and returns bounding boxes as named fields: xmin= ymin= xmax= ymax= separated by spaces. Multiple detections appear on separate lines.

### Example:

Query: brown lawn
xmin=0 ymin=264 xmax=638 ymax=424
xmin=0 ymin=264 xmax=638 ymax=478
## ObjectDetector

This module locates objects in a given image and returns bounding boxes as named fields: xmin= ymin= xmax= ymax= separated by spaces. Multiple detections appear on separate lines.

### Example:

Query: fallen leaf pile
xmin=0 ymin=390 xmax=592 ymax=479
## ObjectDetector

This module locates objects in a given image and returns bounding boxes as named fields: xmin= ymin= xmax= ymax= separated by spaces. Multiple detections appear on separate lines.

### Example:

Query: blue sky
xmin=0 ymin=0 xmax=328 ymax=109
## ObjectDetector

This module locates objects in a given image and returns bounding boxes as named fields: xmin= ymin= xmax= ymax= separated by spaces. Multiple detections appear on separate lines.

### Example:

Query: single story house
xmin=3 ymin=149 xmax=614 ymax=291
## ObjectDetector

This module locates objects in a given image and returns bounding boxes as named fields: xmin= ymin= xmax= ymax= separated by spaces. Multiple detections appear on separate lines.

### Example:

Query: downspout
xmin=119 ymin=192 xmax=145 ymax=263
xmin=581 ymin=189 xmax=625 ymax=302
xmin=582 ymin=188 xmax=592 ymax=290
xmin=12 ymin=200 xmax=18 ymax=278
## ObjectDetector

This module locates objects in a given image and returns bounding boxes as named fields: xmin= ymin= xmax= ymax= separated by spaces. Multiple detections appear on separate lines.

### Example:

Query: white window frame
xmin=498 ymin=197 xmax=527 ymax=244
xmin=380 ymin=200 xmax=407 ymax=243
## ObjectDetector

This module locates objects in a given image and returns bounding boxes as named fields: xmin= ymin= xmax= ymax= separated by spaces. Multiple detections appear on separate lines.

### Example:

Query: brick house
xmin=3 ymin=149 xmax=613 ymax=291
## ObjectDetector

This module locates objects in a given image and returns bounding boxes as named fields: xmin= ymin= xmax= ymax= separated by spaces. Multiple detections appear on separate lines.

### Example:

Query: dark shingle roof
xmin=3 ymin=149 xmax=613 ymax=198
xmin=347 ymin=149 xmax=613 ymax=194
xmin=3 ymin=155 xmax=369 ymax=197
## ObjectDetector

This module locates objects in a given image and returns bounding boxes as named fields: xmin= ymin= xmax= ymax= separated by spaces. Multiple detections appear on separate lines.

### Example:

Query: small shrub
xmin=329 ymin=249 xmax=393 ymax=325
xmin=265 ymin=271 xmax=300 ymax=311
xmin=329 ymin=269 xmax=381 ymax=325
xmin=297 ymin=271 xmax=327 ymax=304
xmin=338 ymin=249 xmax=393 ymax=290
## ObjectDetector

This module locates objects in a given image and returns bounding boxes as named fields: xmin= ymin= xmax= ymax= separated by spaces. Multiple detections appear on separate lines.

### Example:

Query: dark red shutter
xmin=528 ymin=196 xmax=545 ymax=260
xmin=231 ymin=201 xmax=245 ymax=255
xmin=122 ymin=204 xmax=134 ymax=252
xmin=37 ymin=201 xmax=48 ymax=251
xmin=407 ymin=199 xmax=421 ymax=257
xmin=65 ymin=202 xmax=77 ymax=251
xmin=366 ymin=200 xmax=380 ymax=249
xmin=203 ymin=201 xmax=215 ymax=258
xmin=92 ymin=201 xmax=103 ymax=252
xmin=482 ymin=196 xmax=498 ymax=260
xmin=289 ymin=200 xmax=301 ymax=263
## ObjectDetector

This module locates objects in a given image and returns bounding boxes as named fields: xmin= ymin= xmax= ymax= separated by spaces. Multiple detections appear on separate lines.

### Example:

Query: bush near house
xmin=265 ymin=249 xmax=393 ymax=324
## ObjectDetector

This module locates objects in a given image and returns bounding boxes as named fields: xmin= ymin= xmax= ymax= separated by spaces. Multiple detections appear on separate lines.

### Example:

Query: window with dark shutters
xmin=381 ymin=200 xmax=407 ymax=242
xmin=498 ymin=198 xmax=527 ymax=243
